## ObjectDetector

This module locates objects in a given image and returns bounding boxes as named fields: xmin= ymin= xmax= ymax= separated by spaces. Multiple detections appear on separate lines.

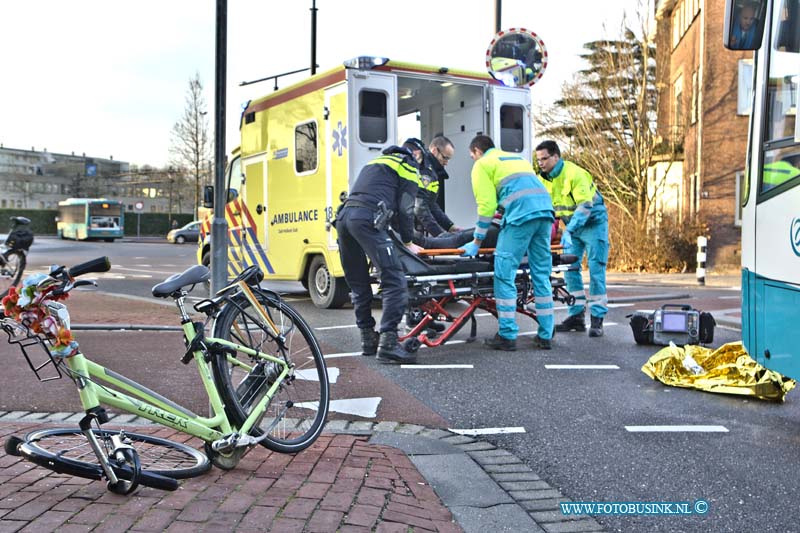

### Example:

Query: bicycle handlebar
xmin=68 ymin=257 xmax=111 ymax=278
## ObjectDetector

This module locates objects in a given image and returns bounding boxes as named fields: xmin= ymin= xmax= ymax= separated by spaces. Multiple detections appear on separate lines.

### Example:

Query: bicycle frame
xmin=52 ymin=278 xmax=293 ymax=445
xmin=62 ymin=329 xmax=290 ymax=444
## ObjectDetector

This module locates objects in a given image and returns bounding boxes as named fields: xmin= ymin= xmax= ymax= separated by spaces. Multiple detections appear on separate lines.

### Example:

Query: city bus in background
xmin=724 ymin=0 xmax=800 ymax=377
xmin=56 ymin=198 xmax=124 ymax=242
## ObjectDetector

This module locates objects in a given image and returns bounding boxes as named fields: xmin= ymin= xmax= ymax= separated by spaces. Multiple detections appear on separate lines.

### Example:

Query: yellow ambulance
xmin=199 ymin=56 xmax=533 ymax=308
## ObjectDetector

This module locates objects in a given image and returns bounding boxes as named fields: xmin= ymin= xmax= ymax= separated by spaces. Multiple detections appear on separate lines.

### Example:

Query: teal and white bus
xmin=725 ymin=0 xmax=800 ymax=377
xmin=57 ymin=198 xmax=124 ymax=242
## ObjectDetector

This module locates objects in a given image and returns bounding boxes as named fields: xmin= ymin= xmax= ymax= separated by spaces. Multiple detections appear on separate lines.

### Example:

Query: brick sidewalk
xmin=0 ymin=422 xmax=462 ymax=532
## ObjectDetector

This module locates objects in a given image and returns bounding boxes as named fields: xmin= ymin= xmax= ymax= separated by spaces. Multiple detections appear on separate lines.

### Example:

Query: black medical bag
xmin=628 ymin=304 xmax=715 ymax=346
xmin=6 ymin=228 xmax=34 ymax=251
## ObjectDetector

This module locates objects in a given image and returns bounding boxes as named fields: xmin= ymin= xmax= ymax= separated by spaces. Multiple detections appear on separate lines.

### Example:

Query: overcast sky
xmin=0 ymin=0 xmax=646 ymax=167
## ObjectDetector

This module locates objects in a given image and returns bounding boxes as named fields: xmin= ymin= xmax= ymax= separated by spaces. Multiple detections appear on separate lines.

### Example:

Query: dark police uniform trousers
xmin=336 ymin=205 xmax=407 ymax=334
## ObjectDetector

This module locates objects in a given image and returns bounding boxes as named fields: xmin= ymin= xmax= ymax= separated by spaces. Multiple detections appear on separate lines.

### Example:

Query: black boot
xmin=377 ymin=331 xmax=417 ymax=364
xmin=589 ymin=316 xmax=604 ymax=338
xmin=360 ymin=328 xmax=379 ymax=356
xmin=484 ymin=333 xmax=517 ymax=351
xmin=532 ymin=336 xmax=552 ymax=350
xmin=555 ymin=313 xmax=586 ymax=332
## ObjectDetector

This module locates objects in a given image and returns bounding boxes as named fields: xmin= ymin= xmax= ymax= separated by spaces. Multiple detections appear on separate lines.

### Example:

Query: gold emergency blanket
xmin=641 ymin=341 xmax=796 ymax=402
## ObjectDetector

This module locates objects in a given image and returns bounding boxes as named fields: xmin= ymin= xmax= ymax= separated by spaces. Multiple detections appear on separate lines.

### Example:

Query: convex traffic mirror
xmin=486 ymin=28 xmax=548 ymax=87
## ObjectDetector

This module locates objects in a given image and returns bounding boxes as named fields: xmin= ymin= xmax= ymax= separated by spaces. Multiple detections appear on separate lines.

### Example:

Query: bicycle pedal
xmin=211 ymin=434 xmax=239 ymax=454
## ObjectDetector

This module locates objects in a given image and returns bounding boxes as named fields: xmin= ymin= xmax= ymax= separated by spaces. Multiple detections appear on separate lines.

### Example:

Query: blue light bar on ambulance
xmin=343 ymin=56 xmax=390 ymax=69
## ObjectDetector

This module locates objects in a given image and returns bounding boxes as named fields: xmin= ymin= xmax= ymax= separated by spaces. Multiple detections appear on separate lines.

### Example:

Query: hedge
xmin=0 ymin=209 xmax=195 ymax=237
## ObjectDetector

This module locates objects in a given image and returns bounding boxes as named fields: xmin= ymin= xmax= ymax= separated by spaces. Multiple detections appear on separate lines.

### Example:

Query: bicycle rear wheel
xmin=19 ymin=428 xmax=210 ymax=487
xmin=211 ymin=288 xmax=329 ymax=454
xmin=0 ymin=249 xmax=25 ymax=298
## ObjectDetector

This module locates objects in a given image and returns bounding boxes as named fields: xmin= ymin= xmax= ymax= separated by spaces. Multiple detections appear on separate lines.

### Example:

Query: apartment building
xmin=0 ymin=146 xmax=194 ymax=214
xmin=653 ymin=0 xmax=753 ymax=267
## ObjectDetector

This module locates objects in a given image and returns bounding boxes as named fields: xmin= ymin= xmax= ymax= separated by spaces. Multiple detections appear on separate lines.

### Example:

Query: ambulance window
xmin=500 ymin=105 xmax=524 ymax=153
xmin=295 ymin=121 xmax=318 ymax=174
xmin=359 ymin=90 xmax=387 ymax=143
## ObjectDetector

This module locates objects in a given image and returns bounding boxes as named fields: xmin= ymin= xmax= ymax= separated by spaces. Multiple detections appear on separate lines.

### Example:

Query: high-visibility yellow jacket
xmin=539 ymin=160 xmax=606 ymax=232
xmin=471 ymin=148 xmax=553 ymax=239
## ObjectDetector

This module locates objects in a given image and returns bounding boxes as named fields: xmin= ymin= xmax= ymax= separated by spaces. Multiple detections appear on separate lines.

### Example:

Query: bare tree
xmin=169 ymin=72 xmax=212 ymax=219
xmin=539 ymin=13 xmax=662 ymax=226
xmin=535 ymin=5 xmax=687 ymax=269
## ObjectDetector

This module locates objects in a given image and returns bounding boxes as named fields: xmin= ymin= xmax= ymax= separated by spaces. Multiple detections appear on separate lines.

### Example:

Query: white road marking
xmin=607 ymin=303 xmax=634 ymax=308
xmin=450 ymin=427 xmax=526 ymax=436
xmin=400 ymin=364 xmax=473 ymax=369
xmin=545 ymin=364 xmax=619 ymax=369
xmin=624 ymin=425 xmax=729 ymax=433
xmin=325 ymin=351 xmax=363 ymax=359
xmin=316 ymin=324 xmax=358 ymax=331
xmin=114 ymin=266 xmax=182 ymax=275
xmin=324 ymin=397 xmax=382 ymax=418
xmin=718 ymin=296 xmax=740 ymax=299
xmin=295 ymin=367 xmax=339 ymax=384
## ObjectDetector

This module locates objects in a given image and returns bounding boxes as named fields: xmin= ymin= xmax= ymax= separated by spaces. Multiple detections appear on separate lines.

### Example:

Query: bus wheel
xmin=308 ymin=255 xmax=349 ymax=309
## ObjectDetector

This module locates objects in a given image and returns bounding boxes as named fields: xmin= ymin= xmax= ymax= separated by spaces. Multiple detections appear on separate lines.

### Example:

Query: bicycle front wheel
xmin=0 ymin=249 xmax=25 ymax=298
xmin=212 ymin=288 xmax=329 ymax=454
xmin=20 ymin=428 xmax=210 ymax=483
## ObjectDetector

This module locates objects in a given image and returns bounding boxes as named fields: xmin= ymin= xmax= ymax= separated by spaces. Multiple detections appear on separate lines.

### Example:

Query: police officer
xmin=336 ymin=139 xmax=424 ymax=363
xmin=462 ymin=135 xmax=555 ymax=350
xmin=535 ymin=140 xmax=609 ymax=337
xmin=415 ymin=136 xmax=459 ymax=237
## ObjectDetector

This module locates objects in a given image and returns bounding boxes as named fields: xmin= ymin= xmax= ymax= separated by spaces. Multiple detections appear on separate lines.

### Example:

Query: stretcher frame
xmin=393 ymin=243 xmax=579 ymax=352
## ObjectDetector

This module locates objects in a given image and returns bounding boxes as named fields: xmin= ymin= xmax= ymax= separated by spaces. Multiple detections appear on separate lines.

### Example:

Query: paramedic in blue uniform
xmin=462 ymin=135 xmax=555 ymax=350
xmin=535 ymin=140 xmax=609 ymax=338
xmin=336 ymin=139 xmax=424 ymax=363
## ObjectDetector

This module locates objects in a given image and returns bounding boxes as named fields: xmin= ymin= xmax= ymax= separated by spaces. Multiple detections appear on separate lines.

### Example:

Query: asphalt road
xmin=15 ymin=237 xmax=800 ymax=532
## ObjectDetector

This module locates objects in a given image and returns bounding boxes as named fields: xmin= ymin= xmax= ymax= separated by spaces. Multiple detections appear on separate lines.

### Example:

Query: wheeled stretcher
xmin=387 ymin=235 xmax=580 ymax=352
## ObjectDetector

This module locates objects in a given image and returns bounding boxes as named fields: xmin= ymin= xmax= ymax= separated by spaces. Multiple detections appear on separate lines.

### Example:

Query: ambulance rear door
xmin=489 ymin=85 xmax=531 ymax=160
xmin=325 ymin=82 xmax=349 ymax=249
xmin=347 ymin=71 xmax=397 ymax=186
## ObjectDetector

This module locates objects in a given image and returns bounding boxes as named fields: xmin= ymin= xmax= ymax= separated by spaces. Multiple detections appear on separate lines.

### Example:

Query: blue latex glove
xmin=560 ymin=230 xmax=573 ymax=249
xmin=461 ymin=241 xmax=480 ymax=257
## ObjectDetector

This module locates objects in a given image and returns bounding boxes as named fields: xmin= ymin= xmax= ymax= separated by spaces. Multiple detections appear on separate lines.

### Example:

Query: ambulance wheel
xmin=308 ymin=256 xmax=349 ymax=309
xmin=403 ymin=338 xmax=421 ymax=353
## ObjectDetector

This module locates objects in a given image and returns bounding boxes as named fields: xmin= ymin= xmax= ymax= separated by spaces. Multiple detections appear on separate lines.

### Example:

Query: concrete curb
xmin=0 ymin=412 xmax=606 ymax=533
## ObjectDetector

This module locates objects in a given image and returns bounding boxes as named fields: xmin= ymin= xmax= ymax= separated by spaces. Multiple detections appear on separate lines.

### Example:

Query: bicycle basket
xmin=1 ymin=320 xmax=62 ymax=382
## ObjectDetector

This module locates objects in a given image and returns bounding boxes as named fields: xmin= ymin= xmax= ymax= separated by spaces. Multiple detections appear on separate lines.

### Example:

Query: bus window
xmin=762 ymin=0 xmax=800 ymax=193
xmin=774 ymin=0 xmax=800 ymax=52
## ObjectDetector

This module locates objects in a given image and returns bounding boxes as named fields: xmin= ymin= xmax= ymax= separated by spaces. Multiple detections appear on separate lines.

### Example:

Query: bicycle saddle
xmin=152 ymin=265 xmax=210 ymax=298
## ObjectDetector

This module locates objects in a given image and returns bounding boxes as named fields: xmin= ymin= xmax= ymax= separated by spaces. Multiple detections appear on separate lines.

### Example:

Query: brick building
xmin=653 ymin=0 xmax=752 ymax=267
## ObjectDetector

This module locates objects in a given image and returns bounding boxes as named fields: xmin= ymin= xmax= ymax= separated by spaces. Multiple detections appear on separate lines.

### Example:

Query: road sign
xmin=134 ymin=201 xmax=144 ymax=211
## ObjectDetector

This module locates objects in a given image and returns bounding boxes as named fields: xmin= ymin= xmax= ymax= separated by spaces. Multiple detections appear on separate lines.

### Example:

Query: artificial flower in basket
xmin=2 ymin=273 xmax=78 ymax=357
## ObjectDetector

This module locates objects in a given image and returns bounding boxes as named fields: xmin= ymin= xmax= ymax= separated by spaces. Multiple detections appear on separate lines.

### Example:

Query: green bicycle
xmin=2 ymin=257 xmax=330 ymax=494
